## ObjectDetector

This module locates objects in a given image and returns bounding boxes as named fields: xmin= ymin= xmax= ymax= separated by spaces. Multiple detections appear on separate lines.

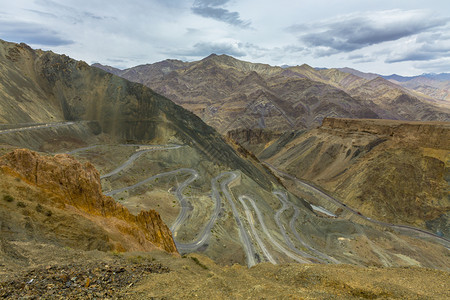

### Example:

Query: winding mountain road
xmin=239 ymin=195 xmax=310 ymax=264
xmin=273 ymin=191 xmax=329 ymax=263
xmin=0 ymin=121 xmax=77 ymax=135
xmin=264 ymin=162 xmax=450 ymax=249
xmin=273 ymin=191 xmax=340 ymax=263
xmin=220 ymin=172 xmax=257 ymax=267
xmin=105 ymin=168 xmax=198 ymax=234
xmin=99 ymin=148 xmax=255 ymax=262
xmin=176 ymin=173 xmax=226 ymax=252
xmin=100 ymin=144 xmax=183 ymax=179
xmin=238 ymin=196 xmax=277 ymax=264
xmin=101 ymin=147 xmax=335 ymax=265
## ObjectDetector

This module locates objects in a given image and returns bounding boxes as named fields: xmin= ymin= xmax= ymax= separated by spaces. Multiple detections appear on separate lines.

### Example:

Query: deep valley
xmin=0 ymin=39 xmax=449 ymax=299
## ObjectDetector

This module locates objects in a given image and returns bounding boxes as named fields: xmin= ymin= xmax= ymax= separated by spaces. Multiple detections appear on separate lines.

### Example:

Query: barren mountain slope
xmin=263 ymin=118 xmax=450 ymax=237
xmin=1 ymin=40 xmax=449 ymax=272
xmin=94 ymin=55 xmax=450 ymax=145
xmin=283 ymin=65 xmax=450 ymax=120
xmin=94 ymin=55 xmax=381 ymax=136
xmin=339 ymin=68 xmax=450 ymax=109
xmin=0 ymin=40 xmax=275 ymax=188
xmin=390 ymin=76 xmax=450 ymax=105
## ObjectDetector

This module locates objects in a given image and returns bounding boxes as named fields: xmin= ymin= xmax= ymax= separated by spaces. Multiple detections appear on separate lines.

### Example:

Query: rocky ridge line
xmin=321 ymin=118 xmax=450 ymax=149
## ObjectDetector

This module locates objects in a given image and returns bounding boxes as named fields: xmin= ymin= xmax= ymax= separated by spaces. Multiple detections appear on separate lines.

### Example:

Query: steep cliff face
xmin=0 ymin=149 xmax=177 ymax=254
xmin=226 ymin=128 xmax=281 ymax=154
xmin=321 ymin=118 xmax=450 ymax=149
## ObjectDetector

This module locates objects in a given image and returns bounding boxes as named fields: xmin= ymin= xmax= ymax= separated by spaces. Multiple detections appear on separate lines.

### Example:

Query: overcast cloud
xmin=0 ymin=0 xmax=449 ymax=75
xmin=291 ymin=10 xmax=448 ymax=54
xmin=191 ymin=0 xmax=251 ymax=28
xmin=0 ymin=19 xmax=73 ymax=46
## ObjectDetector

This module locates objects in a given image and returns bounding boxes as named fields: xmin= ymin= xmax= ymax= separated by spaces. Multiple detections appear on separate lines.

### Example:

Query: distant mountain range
xmin=338 ymin=68 xmax=450 ymax=103
xmin=93 ymin=55 xmax=450 ymax=146
xmin=382 ymin=73 xmax=450 ymax=82
xmin=337 ymin=68 xmax=450 ymax=82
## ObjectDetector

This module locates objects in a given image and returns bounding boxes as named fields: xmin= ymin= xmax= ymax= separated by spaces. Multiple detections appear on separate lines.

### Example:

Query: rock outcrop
xmin=321 ymin=118 xmax=450 ymax=148
xmin=0 ymin=149 xmax=178 ymax=254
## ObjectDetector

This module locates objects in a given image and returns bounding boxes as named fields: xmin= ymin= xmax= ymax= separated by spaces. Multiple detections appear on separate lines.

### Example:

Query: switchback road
xmin=0 ymin=121 xmax=76 ymax=135
xmin=264 ymin=162 xmax=450 ymax=249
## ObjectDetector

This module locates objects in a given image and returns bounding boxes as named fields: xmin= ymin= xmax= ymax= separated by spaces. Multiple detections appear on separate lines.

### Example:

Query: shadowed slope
xmin=0 ymin=39 xmax=277 ymax=188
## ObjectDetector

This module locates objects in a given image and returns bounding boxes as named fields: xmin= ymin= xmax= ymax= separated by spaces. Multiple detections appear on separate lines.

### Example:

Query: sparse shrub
xmin=190 ymin=256 xmax=208 ymax=270
xmin=3 ymin=195 xmax=14 ymax=202
xmin=127 ymin=255 xmax=154 ymax=264
xmin=111 ymin=250 xmax=123 ymax=258
xmin=35 ymin=203 xmax=43 ymax=213
xmin=45 ymin=210 xmax=52 ymax=217
xmin=17 ymin=201 xmax=26 ymax=208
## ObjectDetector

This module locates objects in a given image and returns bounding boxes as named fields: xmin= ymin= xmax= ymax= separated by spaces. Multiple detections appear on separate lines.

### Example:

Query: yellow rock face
xmin=0 ymin=148 xmax=178 ymax=254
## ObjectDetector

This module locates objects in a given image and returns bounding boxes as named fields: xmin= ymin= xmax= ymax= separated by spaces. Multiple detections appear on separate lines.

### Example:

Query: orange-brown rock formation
xmin=0 ymin=149 xmax=178 ymax=254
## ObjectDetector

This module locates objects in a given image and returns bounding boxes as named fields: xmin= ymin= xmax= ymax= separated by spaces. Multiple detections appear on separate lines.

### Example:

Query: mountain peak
xmin=201 ymin=53 xmax=237 ymax=63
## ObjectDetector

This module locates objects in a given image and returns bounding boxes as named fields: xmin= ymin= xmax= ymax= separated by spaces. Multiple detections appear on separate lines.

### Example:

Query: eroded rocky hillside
xmin=263 ymin=118 xmax=450 ymax=237
xmin=94 ymin=54 xmax=450 ymax=148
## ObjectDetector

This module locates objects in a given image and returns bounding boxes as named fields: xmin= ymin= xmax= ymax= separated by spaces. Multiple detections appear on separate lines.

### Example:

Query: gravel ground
xmin=0 ymin=258 xmax=169 ymax=299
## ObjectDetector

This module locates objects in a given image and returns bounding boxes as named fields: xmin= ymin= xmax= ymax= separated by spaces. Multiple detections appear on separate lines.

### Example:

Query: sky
xmin=1 ymin=0 xmax=449 ymax=76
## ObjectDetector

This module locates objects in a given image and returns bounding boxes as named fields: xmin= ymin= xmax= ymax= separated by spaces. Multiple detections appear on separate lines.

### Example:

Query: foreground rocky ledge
xmin=0 ymin=148 xmax=178 ymax=254
xmin=3 ymin=251 xmax=449 ymax=299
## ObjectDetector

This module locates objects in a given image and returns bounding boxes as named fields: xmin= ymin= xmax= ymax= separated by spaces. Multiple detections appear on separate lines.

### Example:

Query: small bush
xmin=17 ymin=201 xmax=26 ymax=208
xmin=127 ymin=255 xmax=154 ymax=264
xmin=3 ymin=195 xmax=14 ymax=202
xmin=190 ymin=256 xmax=208 ymax=270
xmin=110 ymin=250 xmax=123 ymax=258
xmin=45 ymin=210 xmax=52 ymax=217
xmin=36 ymin=203 xmax=44 ymax=213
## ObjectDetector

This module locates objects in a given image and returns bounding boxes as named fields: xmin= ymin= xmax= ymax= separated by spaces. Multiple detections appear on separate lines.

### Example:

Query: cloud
xmin=191 ymin=0 xmax=250 ymax=28
xmin=34 ymin=0 xmax=109 ymax=23
xmin=283 ymin=45 xmax=307 ymax=53
xmin=413 ymin=58 xmax=450 ymax=73
xmin=347 ymin=53 xmax=376 ymax=63
xmin=0 ymin=20 xmax=74 ymax=46
xmin=385 ymin=30 xmax=450 ymax=63
xmin=177 ymin=41 xmax=248 ymax=57
xmin=386 ymin=50 xmax=448 ymax=63
xmin=289 ymin=9 xmax=449 ymax=57
xmin=25 ymin=9 xmax=58 ymax=18
xmin=194 ymin=0 xmax=230 ymax=6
